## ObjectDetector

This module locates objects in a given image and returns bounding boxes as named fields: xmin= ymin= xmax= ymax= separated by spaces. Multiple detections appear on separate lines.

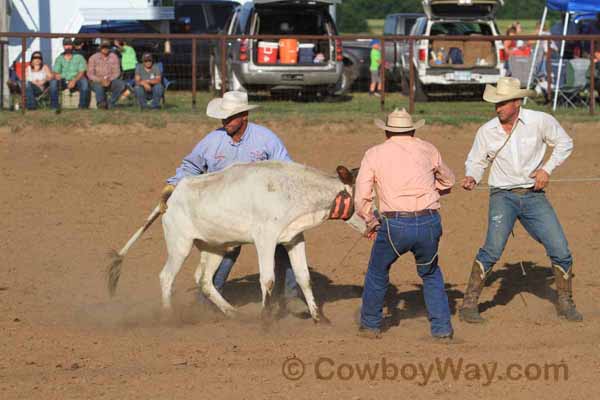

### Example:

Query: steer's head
xmin=332 ymin=165 xmax=366 ymax=235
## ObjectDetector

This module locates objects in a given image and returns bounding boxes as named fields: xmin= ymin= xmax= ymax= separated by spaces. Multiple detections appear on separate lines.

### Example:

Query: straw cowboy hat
xmin=206 ymin=91 xmax=259 ymax=119
xmin=374 ymin=108 xmax=425 ymax=133
xmin=483 ymin=77 xmax=536 ymax=103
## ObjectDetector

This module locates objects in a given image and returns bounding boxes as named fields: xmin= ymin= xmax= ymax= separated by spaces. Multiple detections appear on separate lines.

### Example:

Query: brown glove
xmin=159 ymin=184 xmax=175 ymax=214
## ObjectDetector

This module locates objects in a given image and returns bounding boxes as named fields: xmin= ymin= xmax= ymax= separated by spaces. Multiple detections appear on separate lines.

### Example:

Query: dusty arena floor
xmin=1 ymin=117 xmax=599 ymax=399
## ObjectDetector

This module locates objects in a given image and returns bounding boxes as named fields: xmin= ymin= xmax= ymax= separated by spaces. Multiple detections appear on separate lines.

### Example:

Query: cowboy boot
xmin=459 ymin=260 xmax=487 ymax=324
xmin=553 ymin=266 xmax=583 ymax=322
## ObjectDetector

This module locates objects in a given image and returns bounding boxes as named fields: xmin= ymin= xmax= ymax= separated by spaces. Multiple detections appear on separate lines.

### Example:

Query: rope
xmin=473 ymin=177 xmax=600 ymax=191
xmin=383 ymin=215 xmax=439 ymax=267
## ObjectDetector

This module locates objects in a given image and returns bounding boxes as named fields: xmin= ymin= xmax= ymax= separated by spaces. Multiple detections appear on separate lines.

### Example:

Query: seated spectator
xmin=25 ymin=51 xmax=53 ymax=110
xmin=49 ymin=38 xmax=89 ymax=110
xmin=134 ymin=52 xmax=163 ymax=110
xmin=87 ymin=39 xmax=126 ymax=109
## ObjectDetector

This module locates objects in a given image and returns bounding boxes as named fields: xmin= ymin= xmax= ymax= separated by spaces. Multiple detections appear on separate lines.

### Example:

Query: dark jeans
xmin=476 ymin=189 xmax=572 ymax=275
xmin=91 ymin=79 xmax=126 ymax=108
xmin=213 ymin=244 xmax=299 ymax=299
xmin=49 ymin=78 xmax=89 ymax=109
xmin=134 ymin=83 xmax=164 ymax=109
xmin=25 ymin=82 xmax=45 ymax=109
xmin=360 ymin=212 xmax=452 ymax=336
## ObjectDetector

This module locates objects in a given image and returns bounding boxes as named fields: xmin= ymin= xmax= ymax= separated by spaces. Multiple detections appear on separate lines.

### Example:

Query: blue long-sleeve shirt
xmin=167 ymin=122 xmax=292 ymax=185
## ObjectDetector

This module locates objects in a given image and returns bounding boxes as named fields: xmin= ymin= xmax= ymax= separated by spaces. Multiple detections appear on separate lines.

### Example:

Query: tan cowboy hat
xmin=206 ymin=91 xmax=259 ymax=119
xmin=374 ymin=108 xmax=425 ymax=133
xmin=483 ymin=77 xmax=537 ymax=103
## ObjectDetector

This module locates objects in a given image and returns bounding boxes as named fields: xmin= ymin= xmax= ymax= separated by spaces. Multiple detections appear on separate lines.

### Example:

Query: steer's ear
xmin=336 ymin=165 xmax=355 ymax=185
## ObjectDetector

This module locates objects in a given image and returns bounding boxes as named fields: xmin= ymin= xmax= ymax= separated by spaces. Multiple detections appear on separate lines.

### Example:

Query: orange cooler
xmin=278 ymin=38 xmax=298 ymax=64
xmin=258 ymin=41 xmax=279 ymax=64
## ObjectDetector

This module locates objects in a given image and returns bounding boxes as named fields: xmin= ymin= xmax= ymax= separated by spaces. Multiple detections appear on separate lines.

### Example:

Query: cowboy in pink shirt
xmin=355 ymin=108 xmax=455 ymax=339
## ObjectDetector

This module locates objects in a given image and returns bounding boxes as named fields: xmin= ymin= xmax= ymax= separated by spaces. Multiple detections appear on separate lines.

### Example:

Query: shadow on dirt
xmin=479 ymin=262 xmax=557 ymax=314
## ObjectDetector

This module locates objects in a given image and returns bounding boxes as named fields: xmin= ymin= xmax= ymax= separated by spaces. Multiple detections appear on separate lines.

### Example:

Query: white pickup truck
xmin=401 ymin=0 xmax=507 ymax=101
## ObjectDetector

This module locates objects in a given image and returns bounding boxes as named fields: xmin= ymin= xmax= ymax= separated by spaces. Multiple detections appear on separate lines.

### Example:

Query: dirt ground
xmin=1 ymin=116 xmax=599 ymax=400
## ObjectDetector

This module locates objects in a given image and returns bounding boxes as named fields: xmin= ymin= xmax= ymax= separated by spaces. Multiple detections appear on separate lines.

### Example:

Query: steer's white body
xmin=157 ymin=161 xmax=362 ymax=320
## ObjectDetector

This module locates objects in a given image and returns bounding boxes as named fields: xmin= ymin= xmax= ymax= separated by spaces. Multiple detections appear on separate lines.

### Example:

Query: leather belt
xmin=381 ymin=209 xmax=438 ymax=219
xmin=508 ymin=187 xmax=535 ymax=194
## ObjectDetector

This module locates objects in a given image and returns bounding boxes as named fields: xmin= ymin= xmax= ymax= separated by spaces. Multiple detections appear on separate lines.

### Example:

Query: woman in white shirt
xmin=25 ymin=51 xmax=53 ymax=109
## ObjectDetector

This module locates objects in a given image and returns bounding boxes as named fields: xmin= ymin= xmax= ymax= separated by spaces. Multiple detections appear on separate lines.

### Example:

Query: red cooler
xmin=258 ymin=41 xmax=278 ymax=64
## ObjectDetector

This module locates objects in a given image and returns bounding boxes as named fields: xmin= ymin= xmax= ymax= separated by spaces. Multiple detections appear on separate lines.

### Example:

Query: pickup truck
xmin=383 ymin=13 xmax=425 ymax=90
xmin=398 ymin=0 xmax=506 ymax=101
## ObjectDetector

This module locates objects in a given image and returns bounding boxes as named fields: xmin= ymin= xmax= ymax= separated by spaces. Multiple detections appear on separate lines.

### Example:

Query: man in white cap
xmin=460 ymin=77 xmax=581 ymax=323
xmin=355 ymin=108 xmax=456 ymax=339
xmin=159 ymin=91 xmax=306 ymax=315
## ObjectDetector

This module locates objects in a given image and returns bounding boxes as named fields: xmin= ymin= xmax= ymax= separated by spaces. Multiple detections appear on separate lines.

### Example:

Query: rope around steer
xmin=473 ymin=177 xmax=600 ymax=191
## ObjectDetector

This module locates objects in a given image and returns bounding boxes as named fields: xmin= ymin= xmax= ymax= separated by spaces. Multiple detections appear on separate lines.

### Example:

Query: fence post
xmin=20 ymin=36 xmax=26 ymax=113
xmin=590 ymin=39 xmax=595 ymax=116
xmin=380 ymin=37 xmax=385 ymax=112
xmin=192 ymin=37 xmax=197 ymax=109
xmin=220 ymin=37 xmax=227 ymax=96
xmin=546 ymin=45 xmax=552 ymax=105
xmin=409 ymin=39 xmax=415 ymax=115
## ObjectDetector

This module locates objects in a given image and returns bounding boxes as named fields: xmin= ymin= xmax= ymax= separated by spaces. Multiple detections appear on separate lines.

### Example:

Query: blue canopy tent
xmin=524 ymin=0 xmax=600 ymax=110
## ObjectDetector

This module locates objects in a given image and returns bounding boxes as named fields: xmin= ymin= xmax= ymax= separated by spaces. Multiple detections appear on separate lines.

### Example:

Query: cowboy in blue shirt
xmin=160 ymin=91 xmax=306 ymax=315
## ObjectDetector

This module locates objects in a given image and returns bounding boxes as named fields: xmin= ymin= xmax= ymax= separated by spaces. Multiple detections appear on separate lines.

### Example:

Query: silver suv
xmin=403 ymin=0 xmax=507 ymax=101
xmin=211 ymin=0 xmax=343 ymax=96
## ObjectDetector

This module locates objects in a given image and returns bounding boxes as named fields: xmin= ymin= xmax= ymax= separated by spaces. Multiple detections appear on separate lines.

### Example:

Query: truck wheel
xmin=400 ymin=73 xmax=410 ymax=95
xmin=336 ymin=63 xmax=358 ymax=95
xmin=414 ymin=78 xmax=429 ymax=102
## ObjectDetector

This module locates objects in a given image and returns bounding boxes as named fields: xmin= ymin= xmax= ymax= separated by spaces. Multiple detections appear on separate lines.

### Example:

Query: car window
xmin=206 ymin=3 xmax=235 ymax=33
xmin=411 ymin=18 xmax=426 ymax=35
xmin=404 ymin=18 xmax=418 ymax=35
xmin=176 ymin=5 xmax=207 ymax=33
xmin=430 ymin=22 xmax=493 ymax=36
xmin=256 ymin=8 xmax=328 ymax=35
xmin=383 ymin=16 xmax=396 ymax=35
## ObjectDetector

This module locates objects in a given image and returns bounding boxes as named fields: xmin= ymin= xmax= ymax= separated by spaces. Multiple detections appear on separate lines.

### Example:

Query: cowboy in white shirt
xmin=459 ymin=77 xmax=582 ymax=323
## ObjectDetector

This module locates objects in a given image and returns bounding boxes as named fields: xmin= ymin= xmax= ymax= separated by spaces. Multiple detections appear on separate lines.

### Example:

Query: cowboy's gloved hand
xmin=159 ymin=184 xmax=175 ymax=214
xmin=530 ymin=169 xmax=550 ymax=191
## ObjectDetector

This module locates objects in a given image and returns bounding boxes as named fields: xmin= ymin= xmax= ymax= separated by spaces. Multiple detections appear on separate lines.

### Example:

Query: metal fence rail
xmin=1 ymin=31 xmax=599 ymax=115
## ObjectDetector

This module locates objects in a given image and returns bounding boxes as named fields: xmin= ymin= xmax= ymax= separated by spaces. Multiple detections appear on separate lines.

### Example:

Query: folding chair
xmin=508 ymin=56 xmax=533 ymax=87
xmin=556 ymin=58 xmax=590 ymax=108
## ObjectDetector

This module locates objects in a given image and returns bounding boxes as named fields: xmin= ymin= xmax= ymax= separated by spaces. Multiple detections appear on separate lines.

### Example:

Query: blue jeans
xmin=49 ymin=78 xmax=89 ymax=109
xmin=360 ymin=212 xmax=452 ymax=336
xmin=135 ymin=83 xmax=164 ymax=109
xmin=25 ymin=82 xmax=44 ymax=110
xmin=91 ymin=79 xmax=126 ymax=108
xmin=476 ymin=189 xmax=572 ymax=275
xmin=213 ymin=244 xmax=299 ymax=298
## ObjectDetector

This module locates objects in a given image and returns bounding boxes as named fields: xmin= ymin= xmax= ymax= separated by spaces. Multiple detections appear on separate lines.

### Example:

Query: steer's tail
xmin=107 ymin=205 xmax=162 ymax=297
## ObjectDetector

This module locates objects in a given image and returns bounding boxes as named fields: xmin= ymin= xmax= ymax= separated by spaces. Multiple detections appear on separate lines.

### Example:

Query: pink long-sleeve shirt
xmin=355 ymin=135 xmax=455 ymax=228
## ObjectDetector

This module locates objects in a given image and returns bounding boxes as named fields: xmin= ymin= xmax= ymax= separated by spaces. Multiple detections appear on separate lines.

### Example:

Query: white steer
xmin=107 ymin=161 xmax=364 ymax=322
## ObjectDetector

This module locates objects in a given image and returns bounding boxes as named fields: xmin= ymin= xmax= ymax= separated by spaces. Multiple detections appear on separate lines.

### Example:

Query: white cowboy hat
xmin=374 ymin=108 xmax=425 ymax=133
xmin=483 ymin=77 xmax=537 ymax=103
xmin=206 ymin=91 xmax=259 ymax=119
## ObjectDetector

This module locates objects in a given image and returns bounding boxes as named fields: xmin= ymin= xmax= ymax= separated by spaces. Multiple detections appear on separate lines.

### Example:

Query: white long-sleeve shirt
xmin=465 ymin=108 xmax=573 ymax=189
